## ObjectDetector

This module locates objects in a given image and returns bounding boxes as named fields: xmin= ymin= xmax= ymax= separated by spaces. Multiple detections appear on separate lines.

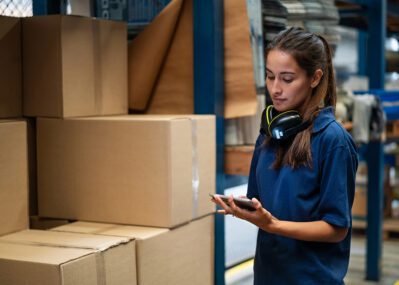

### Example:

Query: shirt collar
xmin=312 ymin=106 xmax=335 ymax=133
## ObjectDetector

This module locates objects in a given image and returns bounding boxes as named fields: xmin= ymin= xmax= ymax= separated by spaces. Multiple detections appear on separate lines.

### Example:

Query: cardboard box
xmin=0 ymin=120 xmax=28 ymax=236
xmin=37 ymin=115 xmax=215 ymax=227
xmin=0 ymin=229 xmax=136 ymax=285
xmin=0 ymin=242 xmax=98 ymax=285
xmin=0 ymin=16 xmax=22 ymax=118
xmin=23 ymin=15 xmax=128 ymax=118
xmin=52 ymin=215 xmax=214 ymax=285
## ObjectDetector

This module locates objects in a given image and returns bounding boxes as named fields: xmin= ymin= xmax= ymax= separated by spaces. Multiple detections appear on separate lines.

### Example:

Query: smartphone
xmin=210 ymin=194 xmax=256 ymax=211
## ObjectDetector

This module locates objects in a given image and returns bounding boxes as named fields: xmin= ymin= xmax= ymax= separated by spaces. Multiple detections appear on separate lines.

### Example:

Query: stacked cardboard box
xmin=37 ymin=115 xmax=215 ymax=227
xmin=0 ymin=12 xmax=215 ymax=285
xmin=0 ymin=229 xmax=136 ymax=285
xmin=22 ymin=15 xmax=128 ymax=118
xmin=0 ymin=16 xmax=22 ymax=118
xmin=52 ymin=215 xmax=214 ymax=285
xmin=0 ymin=242 xmax=99 ymax=285
xmin=0 ymin=120 xmax=28 ymax=236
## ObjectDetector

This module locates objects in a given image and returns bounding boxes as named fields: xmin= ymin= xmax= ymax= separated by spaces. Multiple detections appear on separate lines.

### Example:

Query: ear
xmin=310 ymin=69 xmax=323 ymax=88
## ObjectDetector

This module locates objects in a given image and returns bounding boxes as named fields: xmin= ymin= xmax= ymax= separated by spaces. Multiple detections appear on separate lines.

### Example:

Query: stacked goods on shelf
xmin=51 ymin=216 xmax=214 ymax=285
xmin=0 ymin=230 xmax=136 ymax=285
xmin=0 ymin=16 xmax=22 ymax=118
xmin=0 ymin=121 xmax=28 ymax=236
xmin=267 ymin=0 xmax=341 ymax=49
xmin=36 ymin=115 xmax=215 ymax=228
xmin=262 ymin=0 xmax=288 ymax=46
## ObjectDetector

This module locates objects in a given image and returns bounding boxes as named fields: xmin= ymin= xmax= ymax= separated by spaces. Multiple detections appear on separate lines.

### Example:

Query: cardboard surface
xmin=0 ymin=16 xmax=22 ymax=118
xmin=0 ymin=229 xmax=137 ymax=285
xmin=0 ymin=242 xmax=98 ymax=285
xmin=52 ymin=215 xmax=214 ymax=285
xmin=38 ymin=116 xmax=197 ymax=227
xmin=128 ymin=0 xmax=183 ymax=110
xmin=23 ymin=15 xmax=127 ymax=118
xmin=224 ymin=0 xmax=257 ymax=118
xmin=128 ymin=0 xmax=257 ymax=117
xmin=0 ymin=120 xmax=28 ymax=236
xmin=146 ymin=0 xmax=193 ymax=114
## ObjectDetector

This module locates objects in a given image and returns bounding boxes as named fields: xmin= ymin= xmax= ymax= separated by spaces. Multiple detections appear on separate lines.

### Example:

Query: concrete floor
xmin=225 ymin=234 xmax=399 ymax=285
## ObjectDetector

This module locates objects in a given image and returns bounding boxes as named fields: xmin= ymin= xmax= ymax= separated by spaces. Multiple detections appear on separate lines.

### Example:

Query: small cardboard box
xmin=0 ymin=16 xmax=22 ymax=118
xmin=0 ymin=242 xmax=98 ymax=285
xmin=37 ymin=115 xmax=215 ymax=227
xmin=0 ymin=120 xmax=28 ymax=236
xmin=52 ymin=215 xmax=214 ymax=285
xmin=23 ymin=15 xmax=127 ymax=118
xmin=0 ymin=229 xmax=136 ymax=285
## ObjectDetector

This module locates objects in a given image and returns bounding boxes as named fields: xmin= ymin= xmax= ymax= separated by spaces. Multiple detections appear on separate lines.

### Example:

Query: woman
xmin=212 ymin=27 xmax=358 ymax=284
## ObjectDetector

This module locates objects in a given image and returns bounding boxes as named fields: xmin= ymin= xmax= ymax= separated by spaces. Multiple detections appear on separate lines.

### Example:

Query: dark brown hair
xmin=265 ymin=27 xmax=336 ymax=169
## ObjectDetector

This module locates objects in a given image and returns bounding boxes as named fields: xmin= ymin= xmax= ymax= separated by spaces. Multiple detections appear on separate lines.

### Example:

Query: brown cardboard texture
xmin=133 ymin=114 xmax=216 ymax=218
xmin=224 ymin=0 xmax=257 ymax=118
xmin=0 ymin=229 xmax=136 ymax=285
xmin=22 ymin=15 xmax=127 ymax=118
xmin=0 ymin=16 xmax=22 ymax=118
xmin=52 ymin=215 xmax=214 ymax=285
xmin=0 ymin=120 xmax=28 ymax=236
xmin=37 ymin=116 xmax=194 ymax=227
xmin=0 ymin=242 xmax=98 ymax=285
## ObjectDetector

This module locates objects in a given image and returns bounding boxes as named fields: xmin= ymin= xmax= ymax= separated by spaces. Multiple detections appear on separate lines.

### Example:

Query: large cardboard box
xmin=0 ymin=242 xmax=98 ymax=285
xmin=52 ymin=215 xmax=214 ymax=285
xmin=23 ymin=15 xmax=128 ymax=118
xmin=0 ymin=16 xmax=22 ymax=118
xmin=0 ymin=229 xmax=136 ymax=285
xmin=37 ymin=115 xmax=215 ymax=227
xmin=0 ymin=120 xmax=28 ymax=236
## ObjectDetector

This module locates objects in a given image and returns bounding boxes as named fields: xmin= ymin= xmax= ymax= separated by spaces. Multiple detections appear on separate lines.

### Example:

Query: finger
xmin=214 ymin=196 xmax=231 ymax=212
xmin=216 ymin=209 xmax=227 ymax=215
xmin=251 ymin=198 xmax=263 ymax=210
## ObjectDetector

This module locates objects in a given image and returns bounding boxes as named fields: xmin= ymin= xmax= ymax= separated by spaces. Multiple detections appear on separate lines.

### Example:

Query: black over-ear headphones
xmin=260 ymin=105 xmax=310 ymax=141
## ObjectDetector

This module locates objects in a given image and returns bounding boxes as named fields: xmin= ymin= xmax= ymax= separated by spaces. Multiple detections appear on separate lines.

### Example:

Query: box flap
xmin=53 ymin=221 xmax=169 ymax=240
xmin=0 ymin=241 xmax=93 ymax=265
xmin=0 ymin=229 xmax=132 ymax=251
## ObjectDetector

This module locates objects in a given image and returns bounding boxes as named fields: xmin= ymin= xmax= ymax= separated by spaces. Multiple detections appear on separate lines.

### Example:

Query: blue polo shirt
xmin=247 ymin=107 xmax=358 ymax=285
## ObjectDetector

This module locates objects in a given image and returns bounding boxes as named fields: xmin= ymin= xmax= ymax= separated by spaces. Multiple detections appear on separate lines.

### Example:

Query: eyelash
xmin=266 ymin=76 xmax=293 ymax=83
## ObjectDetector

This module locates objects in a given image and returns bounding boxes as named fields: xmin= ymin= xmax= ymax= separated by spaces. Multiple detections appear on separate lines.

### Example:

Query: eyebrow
xmin=266 ymin=68 xmax=295 ymax=75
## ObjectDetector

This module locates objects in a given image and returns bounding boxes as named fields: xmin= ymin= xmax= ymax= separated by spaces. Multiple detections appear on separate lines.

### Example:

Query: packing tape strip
xmin=93 ymin=20 xmax=103 ymax=114
xmin=192 ymin=119 xmax=199 ymax=218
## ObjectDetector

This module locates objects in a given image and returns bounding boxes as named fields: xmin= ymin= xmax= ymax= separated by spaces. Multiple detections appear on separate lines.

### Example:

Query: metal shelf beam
xmin=193 ymin=1 xmax=225 ymax=285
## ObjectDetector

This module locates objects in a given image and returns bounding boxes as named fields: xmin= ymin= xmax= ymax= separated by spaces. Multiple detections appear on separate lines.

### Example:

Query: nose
xmin=269 ymin=78 xmax=282 ymax=96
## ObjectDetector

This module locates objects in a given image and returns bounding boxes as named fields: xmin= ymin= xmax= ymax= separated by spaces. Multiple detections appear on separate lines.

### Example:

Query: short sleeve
xmin=319 ymin=145 xmax=358 ymax=228
xmin=247 ymin=134 xmax=265 ymax=200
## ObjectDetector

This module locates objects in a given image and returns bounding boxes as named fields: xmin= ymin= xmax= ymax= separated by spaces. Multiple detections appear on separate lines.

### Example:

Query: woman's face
xmin=266 ymin=49 xmax=315 ymax=113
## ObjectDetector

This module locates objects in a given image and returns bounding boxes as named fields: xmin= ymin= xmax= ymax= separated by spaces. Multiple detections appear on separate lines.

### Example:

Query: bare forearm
xmin=265 ymin=219 xmax=348 ymax=243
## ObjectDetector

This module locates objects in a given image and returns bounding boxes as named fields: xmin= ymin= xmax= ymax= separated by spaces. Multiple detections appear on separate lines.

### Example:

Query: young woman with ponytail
xmin=212 ymin=27 xmax=358 ymax=284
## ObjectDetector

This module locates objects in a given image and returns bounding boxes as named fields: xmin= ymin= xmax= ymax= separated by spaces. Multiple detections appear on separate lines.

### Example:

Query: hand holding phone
xmin=210 ymin=194 xmax=256 ymax=212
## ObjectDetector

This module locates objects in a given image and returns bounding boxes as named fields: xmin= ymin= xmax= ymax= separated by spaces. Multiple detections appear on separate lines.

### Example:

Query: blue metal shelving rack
xmin=339 ymin=0 xmax=386 ymax=281
xmin=193 ymin=1 xmax=225 ymax=284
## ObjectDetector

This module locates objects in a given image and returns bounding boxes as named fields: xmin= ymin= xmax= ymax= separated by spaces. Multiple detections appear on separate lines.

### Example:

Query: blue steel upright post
xmin=365 ymin=0 xmax=386 ymax=281
xmin=193 ymin=1 xmax=225 ymax=285
xmin=32 ymin=0 xmax=62 ymax=15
